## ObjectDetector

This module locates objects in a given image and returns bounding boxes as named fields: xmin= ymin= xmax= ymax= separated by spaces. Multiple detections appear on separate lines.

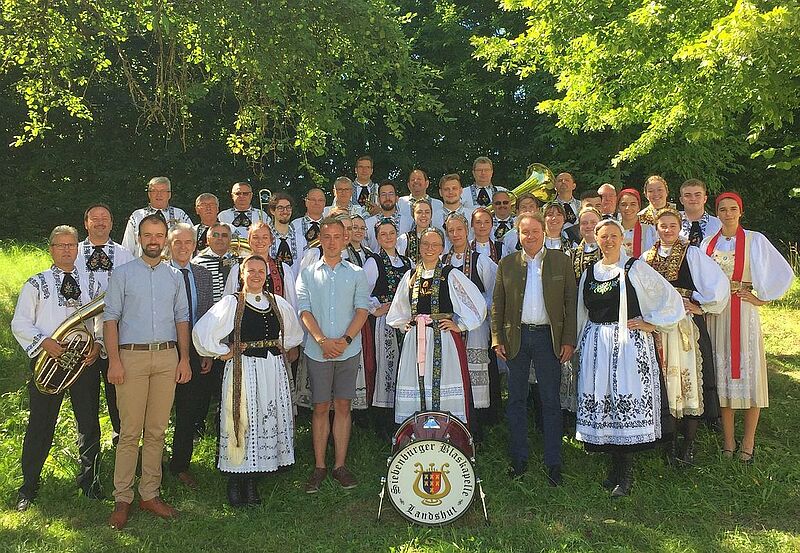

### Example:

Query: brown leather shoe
xmin=109 ymin=501 xmax=132 ymax=530
xmin=176 ymin=471 xmax=198 ymax=490
xmin=304 ymin=467 xmax=327 ymax=494
xmin=331 ymin=465 xmax=358 ymax=489
xmin=139 ymin=496 xmax=178 ymax=519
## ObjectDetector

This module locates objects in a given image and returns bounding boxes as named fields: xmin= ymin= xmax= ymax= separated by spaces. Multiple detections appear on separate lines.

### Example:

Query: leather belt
xmin=730 ymin=280 xmax=753 ymax=293
xmin=242 ymin=339 xmax=281 ymax=349
xmin=119 ymin=341 xmax=176 ymax=351
xmin=522 ymin=323 xmax=550 ymax=331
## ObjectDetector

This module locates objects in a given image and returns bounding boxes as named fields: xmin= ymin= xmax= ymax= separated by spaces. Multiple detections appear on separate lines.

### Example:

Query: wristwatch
xmin=344 ymin=335 xmax=353 ymax=345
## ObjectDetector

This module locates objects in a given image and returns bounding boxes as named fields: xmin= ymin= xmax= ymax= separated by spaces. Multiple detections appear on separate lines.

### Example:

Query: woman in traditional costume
xmin=571 ymin=207 xmax=603 ymax=281
xmin=643 ymin=208 xmax=729 ymax=465
xmin=618 ymin=188 xmax=657 ymax=258
xmin=396 ymin=199 xmax=432 ymax=264
xmin=367 ymin=219 xmax=412 ymax=433
xmin=701 ymin=192 xmax=794 ymax=462
xmin=442 ymin=213 xmax=497 ymax=433
xmin=193 ymin=255 xmax=303 ymax=506
xmin=543 ymin=202 xmax=573 ymax=254
xmin=575 ymin=219 xmax=684 ymax=497
xmin=387 ymin=227 xmax=486 ymax=425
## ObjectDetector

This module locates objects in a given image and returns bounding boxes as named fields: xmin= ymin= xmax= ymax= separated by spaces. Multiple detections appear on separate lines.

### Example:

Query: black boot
xmin=602 ymin=453 xmax=620 ymax=490
xmin=611 ymin=454 xmax=634 ymax=498
xmin=243 ymin=475 xmax=261 ymax=506
xmin=227 ymin=474 xmax=245 ymax=507
xmin=678 ymin=439 xmax=696 ymax=467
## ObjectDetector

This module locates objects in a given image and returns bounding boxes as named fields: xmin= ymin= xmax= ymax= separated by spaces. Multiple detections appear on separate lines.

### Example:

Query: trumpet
xmin=33 ymin=293 xmax=105 ymax=395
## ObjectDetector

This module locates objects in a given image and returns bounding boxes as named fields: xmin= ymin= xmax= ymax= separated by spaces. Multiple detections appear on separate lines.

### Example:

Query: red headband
xmin=715 ymin=191 xmax=743 ymax=210
xmin=618 ymin=188 xmax=641 ymax=203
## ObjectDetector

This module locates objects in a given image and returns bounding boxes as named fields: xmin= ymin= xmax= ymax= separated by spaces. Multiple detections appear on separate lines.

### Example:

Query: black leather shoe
xmin=16 ymin=493 xmax=32 ymax=512
xmin=508 ymin=459 xmax=527 ymax=479
xmin=602 ymin=454 xmax=620 ymax=489
xmin=243 ymin=476 xmax=261 ymax=506
xmin=611 ymin=454 xmax=634 ymax=498
xmin=547 ymin=466 xmax=562 ymax=487
xmin=227 ymin=474 xmax=245 ymax=507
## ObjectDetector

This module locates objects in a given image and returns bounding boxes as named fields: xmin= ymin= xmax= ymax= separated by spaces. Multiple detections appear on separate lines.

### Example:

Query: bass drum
xmin=386 ymin=438 xmax=476 ymax=526
xmin=392 ymin=411 xmax=474 ymax=459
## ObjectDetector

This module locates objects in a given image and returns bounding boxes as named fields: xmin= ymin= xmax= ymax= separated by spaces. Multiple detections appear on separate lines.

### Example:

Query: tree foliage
xmin=0 ymin=0 xmax=440 ymax=173
xmin=473 ymin=0 xmax=800 ymax=182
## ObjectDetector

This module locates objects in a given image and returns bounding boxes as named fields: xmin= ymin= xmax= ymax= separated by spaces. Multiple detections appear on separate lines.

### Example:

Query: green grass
xmin=1 ymin=243 xmax=799 ymax=552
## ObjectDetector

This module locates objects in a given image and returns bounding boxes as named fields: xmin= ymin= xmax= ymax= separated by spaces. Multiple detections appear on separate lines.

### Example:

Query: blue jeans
xmin=506 ymin=325 xmax=562 ymax=467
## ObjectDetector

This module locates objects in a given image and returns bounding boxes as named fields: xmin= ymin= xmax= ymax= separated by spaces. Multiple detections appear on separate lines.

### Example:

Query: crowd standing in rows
xmin=10 ymin=156 xmax=795 ymax=527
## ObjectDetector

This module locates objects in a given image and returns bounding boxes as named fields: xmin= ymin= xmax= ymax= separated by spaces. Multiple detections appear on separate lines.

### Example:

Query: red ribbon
xmin=632 ymin=221 xmax=642 ymax=258
xmin=706 ymin=225 xmax=746 ymax=379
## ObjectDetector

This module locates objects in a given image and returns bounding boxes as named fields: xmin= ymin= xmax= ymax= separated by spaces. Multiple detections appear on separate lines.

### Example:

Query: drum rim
xmin=392 ymin=410 xmax=475 ymax=457
xmin=385 ymin=438 xmax=477 ymax=527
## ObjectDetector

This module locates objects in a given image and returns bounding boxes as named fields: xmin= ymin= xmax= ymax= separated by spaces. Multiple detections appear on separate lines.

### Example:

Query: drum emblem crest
xmin=413 ymin=462 xmax=450 ymax=505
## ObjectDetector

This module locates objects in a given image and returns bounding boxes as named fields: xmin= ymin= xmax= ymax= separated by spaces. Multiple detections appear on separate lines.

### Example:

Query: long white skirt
xmin=659 ymin=315 xmax=704 ymax=418
xmin=465 ymin=321 xmax=490 ymax=409
xmin=575 ymin=322 xmax=663 ymax=446
xmin=707 ymin=301 xmax=769 ymax=408
xmin=219 ymin=354 xmax=294 ymax=473
xmin=372 ymin=314 xmax=402 ymax=408
xmin=395 ymin=327 xmax=468 ymax=424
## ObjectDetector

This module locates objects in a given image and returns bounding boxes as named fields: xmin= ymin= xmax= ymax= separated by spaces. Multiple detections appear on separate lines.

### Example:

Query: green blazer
xmin=491 ymin=248 xmax=578 ymax=360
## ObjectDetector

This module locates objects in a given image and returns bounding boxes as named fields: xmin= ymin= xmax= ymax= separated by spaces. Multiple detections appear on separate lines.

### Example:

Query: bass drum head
xmin=392 ymin=411 xmax=474 ymax=458
xmin=386 ymin=439 xmax=476 ymax=526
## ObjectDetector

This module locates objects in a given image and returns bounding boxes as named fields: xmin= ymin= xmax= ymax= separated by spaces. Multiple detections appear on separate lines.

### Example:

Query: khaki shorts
xmin=306 ymin=353 xmax=359 ymax=403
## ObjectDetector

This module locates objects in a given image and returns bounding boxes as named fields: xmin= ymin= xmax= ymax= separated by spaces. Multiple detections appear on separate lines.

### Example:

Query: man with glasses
xmin=218 ymin=182 xmax=269 ymax=239
xmin=122 ymin=177 xmax=192 ymax=256
xmin=268 ymin=192 xmax=301 ymax=267
xmin=491 ymin=190 xmax=515 ymax=241
xmin=324 ymin=176 xmax=367 ymax=218
xmin=352 ymin=155 xmax=381 ymax=216
xmin=11 ymin=225 xmax=103 ymax=511
xmin=462 ymin=156 xmax=507 ymax=208
xmin=397 ymin=168 xmax=444 ymax=222
xmin=364 ymin=180 xmax=412 ymax=251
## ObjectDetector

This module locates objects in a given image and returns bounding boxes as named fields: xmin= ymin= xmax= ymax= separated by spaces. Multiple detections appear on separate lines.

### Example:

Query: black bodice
xmin=583 ymin=259 xmax=642 ymax=323
xmin=410 ymin=266 xmax=455 ymax=315
xmin=233 ymin=302 xmax=282 ymax=357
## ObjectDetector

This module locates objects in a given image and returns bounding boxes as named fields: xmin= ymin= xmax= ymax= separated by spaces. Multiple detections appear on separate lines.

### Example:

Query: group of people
xmin=10 ymin=156 xmax=794 ymax=528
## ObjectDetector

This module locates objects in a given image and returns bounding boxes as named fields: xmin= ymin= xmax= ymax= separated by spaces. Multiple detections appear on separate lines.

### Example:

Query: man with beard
xmin=122 ymin=177 xmax=192 ymax=256
xmin=268 ymin=192 xmax=301 ymax=267
xmin=435 ymin=173 xmax=475 ymax=231
xmin=491 ymin=190 xmax=515 ymax=242
xmin=105 ymin=214 xmax=192 ymax=529
xmin=77 ymin=204 xmax=135 ymax=446
xmin=364 ymin=180 xmax=412 ymax=251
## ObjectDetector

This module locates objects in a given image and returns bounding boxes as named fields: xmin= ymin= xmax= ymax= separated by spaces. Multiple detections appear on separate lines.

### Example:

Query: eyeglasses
xmin=493 ymin=200 xmax=510 ymax=206
xmin=335 ymin=187 xmax=353 ymax=192
xmin=233 ymin=191 xmax=252 ymax=196
xmin=351 ymin=226 xmax=367 ymax=232
xmin=211 ymin=232 xmax=230 ymax=238
xmin=274 ymin=205 xmax=292 ymax=212
xmin=51 ymin=243 xmax=78 ymax=250
xmin=419 ymin=241 xmax=442 ymax=249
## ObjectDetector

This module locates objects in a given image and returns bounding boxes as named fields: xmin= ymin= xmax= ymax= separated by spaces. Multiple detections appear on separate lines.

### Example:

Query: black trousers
xmin=20 ymin=361 xmax=101 ymax=498
xmin=169 ymin=346 xmax=204 ymax=474
xmin=193 ymin=358 xmax=224 ymax=432
xmin=94 ymin=356 xmax=120 ymax=437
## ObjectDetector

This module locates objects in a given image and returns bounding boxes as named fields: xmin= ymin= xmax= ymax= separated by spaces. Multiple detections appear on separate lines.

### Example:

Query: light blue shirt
xmin=296 ymin=258 xmax=370 ymax=362
xmin=104 ymin=258 xmax=190 ymax=344
xmin=171 ymin=260 xmax=198 ymax=325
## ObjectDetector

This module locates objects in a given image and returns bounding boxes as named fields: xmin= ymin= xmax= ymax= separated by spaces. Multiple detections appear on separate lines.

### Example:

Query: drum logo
xmin=413 ymin=463 xmax=450 ymax=505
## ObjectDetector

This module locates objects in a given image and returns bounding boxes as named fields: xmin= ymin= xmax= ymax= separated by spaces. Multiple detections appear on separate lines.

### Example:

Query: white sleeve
xmin=750 ymin=231 xmax=795 ymax=301
xmin=192 ymin=295 xmax=237 ymax=358
xmin=448 ymin=268 xmax=487 ymax=332
xmin=223 ymin=263 xmax=240 ymax=296
xmin=121 ymin=213 xmax=138 ymax=254
xmin=502 ymin=231 xmax=518 ymax=258
xmin=628 ymin=260 xmax=685 ymax=330
xmin=386 ymin=270 xmax=413 ymax=329
xmin=280 ymin=263 xmax=298 ymax=312
xmin=642 ymin=224 xmax=658 ymax=253
xmin=362 ymin=256 xmax=379 ymax=291
xmin=10 ymin=280 xmax=47 ymax=358
xmin=300 ymin=248 xmax=319 ymax=271
xmin=686 ymin=246 xmax=729 ymax=314
xmin=575 ymin=269 xmax=589 ymax=351
xmin=477 ymin=254 xmax=498 ymax=310
xmin=179 ymin=208 xmax=193 ymax=225
xmin=275 ymin=295 xmax=304 ymax=349
xmin=396 ymin=234 xmax=408 ymax=257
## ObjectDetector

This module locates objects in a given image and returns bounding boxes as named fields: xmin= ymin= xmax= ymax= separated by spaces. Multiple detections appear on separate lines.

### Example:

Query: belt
xmin=408 ymin=313 xmax=454 ymax=327
xmin=119 ymin=341 xmax=176 ymax=351
xmin=522 ymin=323 xmax=550 ymax=331
xmin=730 ymin=280 xmax=753 ymax=293
xmin=242 ymin=339 xmax=281 ymax=349
xmin=674 ymin=287 xmax=694 ymax=299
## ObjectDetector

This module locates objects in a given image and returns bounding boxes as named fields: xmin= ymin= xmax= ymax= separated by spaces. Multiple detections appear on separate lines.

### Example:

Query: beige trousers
xmin=113 ymin=348 xmax=178 ymax=503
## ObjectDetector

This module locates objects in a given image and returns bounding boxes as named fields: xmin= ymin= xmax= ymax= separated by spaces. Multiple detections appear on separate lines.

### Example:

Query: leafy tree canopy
xmin=473 ymin=0 xmax=800 ymax=178
xmin=0 ymin=0 xmax=441 ymax=174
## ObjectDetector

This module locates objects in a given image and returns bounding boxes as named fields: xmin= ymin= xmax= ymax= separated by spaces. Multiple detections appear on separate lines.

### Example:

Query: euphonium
xmin=488 ymin=163 xmax=556 ymax=213
xmin=33 ymin=293 xmax=105 ymax=395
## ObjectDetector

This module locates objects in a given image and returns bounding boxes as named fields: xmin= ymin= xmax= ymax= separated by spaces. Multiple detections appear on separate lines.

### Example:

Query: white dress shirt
xmin=521 ymin=249 xmax=550 ymax=325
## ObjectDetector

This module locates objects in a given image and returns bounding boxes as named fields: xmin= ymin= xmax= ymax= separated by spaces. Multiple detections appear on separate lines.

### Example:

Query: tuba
xmin=33 ymin=293 xmax=105 ymax=395
xmin=489 ymin=163 xmax=556 ymax=213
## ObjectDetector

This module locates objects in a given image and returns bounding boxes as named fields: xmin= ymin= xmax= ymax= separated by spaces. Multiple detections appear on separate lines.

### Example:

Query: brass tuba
xmin=489 ymin=163 xmax=556 ymax=213
xmin=33 ymin=293 xmax=105 ymax=394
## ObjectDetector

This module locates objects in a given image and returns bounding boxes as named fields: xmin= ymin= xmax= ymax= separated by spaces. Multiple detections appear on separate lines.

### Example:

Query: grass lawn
xmin=0 ymin=242 xmax=799 ymax=552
